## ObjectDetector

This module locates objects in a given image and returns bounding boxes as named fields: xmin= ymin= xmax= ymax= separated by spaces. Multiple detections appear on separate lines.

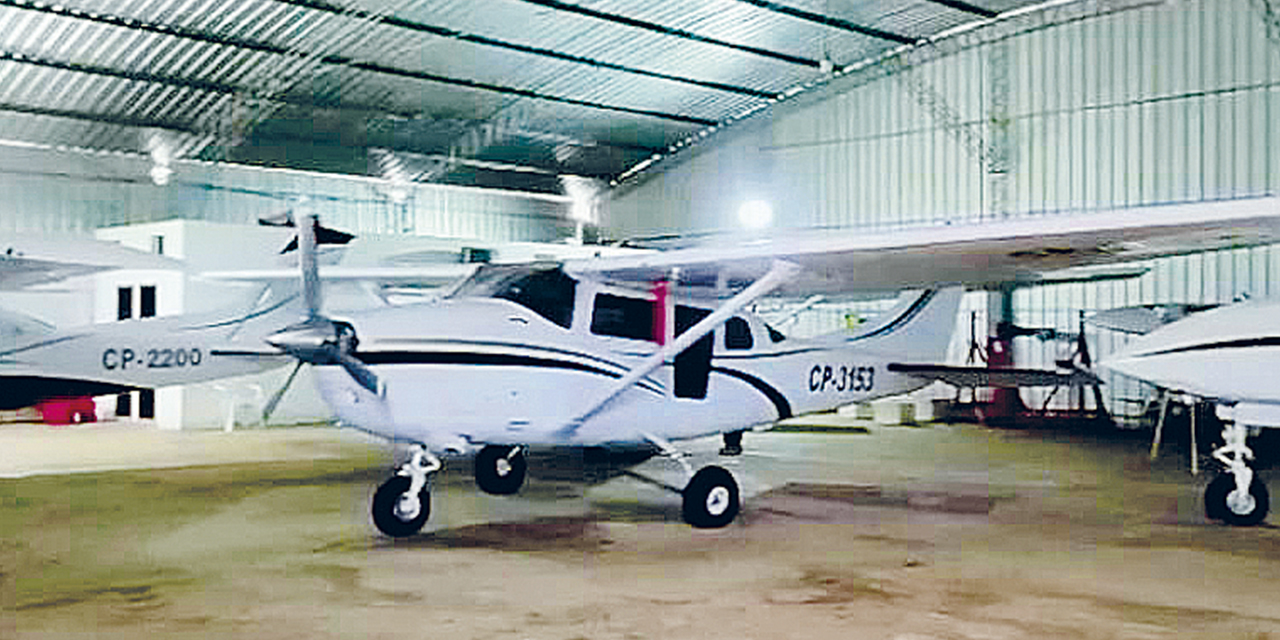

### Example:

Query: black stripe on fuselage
xmin=353 ymin=351 xmax=664 ymax=394
xmin=0 ymin=333 xmax=86 ymax=358
xmin=1133 ymin=336 xmax=1280 ymax=358
xmin=710 ymin=366 xmax=793 ymax=420
xmin=369 ymin=338 xmax=639 ymax=372
xmin=846 ymin=289 xmax=936 ymax=343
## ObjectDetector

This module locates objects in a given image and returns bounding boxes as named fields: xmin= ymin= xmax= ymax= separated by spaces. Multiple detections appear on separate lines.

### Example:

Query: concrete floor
xmin=3 ymin=419 xmax=1280 ymax=639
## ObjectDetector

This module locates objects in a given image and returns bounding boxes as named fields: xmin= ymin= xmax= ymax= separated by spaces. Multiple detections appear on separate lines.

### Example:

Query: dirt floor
xmin=4 ymin=420 xmax=1280 ymax=639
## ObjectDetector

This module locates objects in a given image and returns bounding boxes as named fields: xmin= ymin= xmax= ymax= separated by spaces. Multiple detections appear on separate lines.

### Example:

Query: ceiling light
xmin=738 ymin=200 xmax=773 ymax=229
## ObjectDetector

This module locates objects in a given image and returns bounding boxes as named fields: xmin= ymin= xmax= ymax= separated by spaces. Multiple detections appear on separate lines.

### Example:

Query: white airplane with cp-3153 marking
xmin=232 ymin=197 xmax=1280 ymax=536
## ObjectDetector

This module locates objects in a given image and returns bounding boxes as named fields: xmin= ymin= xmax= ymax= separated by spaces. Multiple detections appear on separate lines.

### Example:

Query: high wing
xmin=0 ymin=237 xmax=182 ymax=290
xmin=201 ymin=265 xmax=479 ymax=288
xmin=566 ymin=197 xmax=1280 ymax=294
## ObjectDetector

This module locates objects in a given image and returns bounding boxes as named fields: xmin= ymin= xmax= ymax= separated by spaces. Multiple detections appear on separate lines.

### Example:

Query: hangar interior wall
xmin=0 ymin=142 xmax=572 ymax=242
xmin=609 ymin=0 xmax=1280 ymax=422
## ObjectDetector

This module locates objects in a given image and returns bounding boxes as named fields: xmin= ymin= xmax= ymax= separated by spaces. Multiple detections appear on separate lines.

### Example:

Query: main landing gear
xmin=371 ymin=444 xmax=440 ymax=538
xmin=682 ymin=465 xmax=740 ymax=528
xmin=634 ymin=433 xmax=741 ymax=528
xmin=474 ymin=445 xmax=527 ymax=495
xmin=1205 ymin=421 xmax=1270 ymax=526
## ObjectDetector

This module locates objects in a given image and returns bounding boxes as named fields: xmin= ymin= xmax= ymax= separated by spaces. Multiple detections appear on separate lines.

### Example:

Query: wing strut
xmin=561 ymin=260 xmax=801 ymax=437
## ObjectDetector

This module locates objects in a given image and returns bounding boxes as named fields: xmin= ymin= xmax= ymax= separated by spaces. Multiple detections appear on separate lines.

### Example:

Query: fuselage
xmin=1102 ymin=297 xmax=1280 ymax=403
xmin=316 ymin=266 xmax=960 ymax=449
xmin=0 ymin=291 xmax=298 ymax=409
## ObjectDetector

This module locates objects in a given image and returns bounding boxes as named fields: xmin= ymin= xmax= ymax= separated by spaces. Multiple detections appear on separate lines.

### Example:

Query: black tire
xmin=682 ymin=465 xmax=740 ymax=528
xmin=1205 ymin=473 xmax=1270 ymax=526
xmin=474 ymin=445 xmax=527 ymax=495
xmin=371 ymin=475 xmax=430 ymax=537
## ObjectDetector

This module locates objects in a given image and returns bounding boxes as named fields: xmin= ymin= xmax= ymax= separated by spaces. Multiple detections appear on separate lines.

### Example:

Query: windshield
xmin=447 ymin=264 xmax=542 ymax=299
xmin=447 ymin=264 xmax=576 ymax=329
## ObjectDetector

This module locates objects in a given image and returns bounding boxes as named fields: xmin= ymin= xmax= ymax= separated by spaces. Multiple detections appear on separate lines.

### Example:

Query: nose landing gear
xmin=371 ymin=444 xmax=441 ymax=538
xmin=1205 ymin=421 xmax=1270 ymax=526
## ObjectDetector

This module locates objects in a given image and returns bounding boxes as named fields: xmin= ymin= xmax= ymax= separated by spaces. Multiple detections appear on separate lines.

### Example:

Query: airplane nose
xmin=265 ymin=319 xmax=380 ymax=395
xmin=265 ymin=321 xmax=338 ymax=364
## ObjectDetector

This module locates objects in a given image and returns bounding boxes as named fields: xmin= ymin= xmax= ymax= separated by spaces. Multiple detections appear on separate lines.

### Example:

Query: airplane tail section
xmin=837 ymin=287 xmax=964 ymax=362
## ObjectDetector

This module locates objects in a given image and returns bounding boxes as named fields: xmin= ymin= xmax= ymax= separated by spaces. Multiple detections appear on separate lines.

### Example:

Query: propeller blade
xmin=299 ymin=210 xmax=322 ymax=319
xmin=262 ymin=360 xmax=304 ymax=423
xmin=339 ymin=354 xmax=380 ymax=395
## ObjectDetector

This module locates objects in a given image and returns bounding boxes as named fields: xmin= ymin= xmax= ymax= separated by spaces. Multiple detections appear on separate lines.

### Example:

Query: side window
xmin=591 ymin=293 xmax=654 ymax=341
xmin=765 ymin=323 xmax=787 ymax=343
xmin=495 ymin=268 xmax=575 ymax=328
xmin=724 ymin=316 xmax=753 ymax=350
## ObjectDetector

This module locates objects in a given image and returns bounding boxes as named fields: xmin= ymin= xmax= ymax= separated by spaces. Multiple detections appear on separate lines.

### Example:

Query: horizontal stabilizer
xmin=888 ymin=363 xmax=1101 ymax=388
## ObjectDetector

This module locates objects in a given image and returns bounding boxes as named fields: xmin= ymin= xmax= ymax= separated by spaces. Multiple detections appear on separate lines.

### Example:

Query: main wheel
xmin=682 ymin=465 xmax=740 ymax=528
xmin=372 ymin=475 xmax=431 ymax=537
xmin=1205 ymin=473 xmax=1269 ymax=526
xmin=475 ymin=445 xmax=527 ymax=495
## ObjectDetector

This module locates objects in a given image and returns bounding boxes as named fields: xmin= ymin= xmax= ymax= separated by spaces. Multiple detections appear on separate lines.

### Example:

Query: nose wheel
xmin=1205 ymin=421 xmax=1270 ymax=526
xmin=371 ymin=445 xmax=440 ymax=538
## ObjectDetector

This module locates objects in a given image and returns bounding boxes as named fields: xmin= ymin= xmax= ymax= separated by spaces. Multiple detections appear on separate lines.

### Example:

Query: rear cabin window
xmin=591 ymin=293 xmax=653 ymax=340
xmin=724 ymin=317 xmax=753 ymax=350
xmin=590 ymin=294 xmax=716 ymax=344
xmin=493 ymin=268 xmax=576 ymax=329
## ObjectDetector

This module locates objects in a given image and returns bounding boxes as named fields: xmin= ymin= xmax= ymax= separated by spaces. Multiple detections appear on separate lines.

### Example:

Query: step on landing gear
xmin=719 ymin=430 xmax=744 ymax=457
xmin=371 ymin=444 xmax=441 ymax=537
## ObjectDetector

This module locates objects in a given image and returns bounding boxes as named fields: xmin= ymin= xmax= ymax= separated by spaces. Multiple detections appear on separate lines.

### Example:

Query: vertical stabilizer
xmin=842 ymin=287 xmax=964 ymax=362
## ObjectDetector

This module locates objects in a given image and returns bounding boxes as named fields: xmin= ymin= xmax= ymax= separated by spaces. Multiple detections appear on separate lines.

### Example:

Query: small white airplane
xmin=0 ymin=221 xmax=474 ymax=414
xmin=246 ymin=197 xmax=1280 ymax=536
xmin=1103 ymin=296 xmax=1280 ymax=525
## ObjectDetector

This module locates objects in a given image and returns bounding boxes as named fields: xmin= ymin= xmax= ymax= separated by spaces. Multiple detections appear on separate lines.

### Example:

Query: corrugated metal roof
xmin=0 ymin=0 xmax=1059 ymax=194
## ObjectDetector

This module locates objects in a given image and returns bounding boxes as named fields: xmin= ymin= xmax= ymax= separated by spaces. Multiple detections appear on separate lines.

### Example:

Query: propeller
xmin=258 ymin=207 xmax=355 ymax=254
xmin=260 ymin=208 xmax=380 ymax=422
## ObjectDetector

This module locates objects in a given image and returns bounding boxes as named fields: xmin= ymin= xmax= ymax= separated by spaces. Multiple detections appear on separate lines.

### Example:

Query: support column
xmin=985 ymin=284 xmax=1025 ymax=421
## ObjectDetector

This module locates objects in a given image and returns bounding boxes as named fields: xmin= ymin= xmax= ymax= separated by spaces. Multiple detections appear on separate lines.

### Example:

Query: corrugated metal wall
xmin=609 ymin=0 xmax=1280 ymax=422
xmin=0 ymin=143 xmax=571 ymax=242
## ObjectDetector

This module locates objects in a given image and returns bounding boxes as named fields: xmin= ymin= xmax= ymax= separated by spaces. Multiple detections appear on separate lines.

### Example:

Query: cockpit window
xmin=450 ymin=265 xmax=575 ymax=328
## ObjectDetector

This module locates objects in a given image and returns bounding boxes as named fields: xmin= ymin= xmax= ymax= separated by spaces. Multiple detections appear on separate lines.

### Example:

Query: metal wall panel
xmin=0 ymin=143 xmax=570 ymax=241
